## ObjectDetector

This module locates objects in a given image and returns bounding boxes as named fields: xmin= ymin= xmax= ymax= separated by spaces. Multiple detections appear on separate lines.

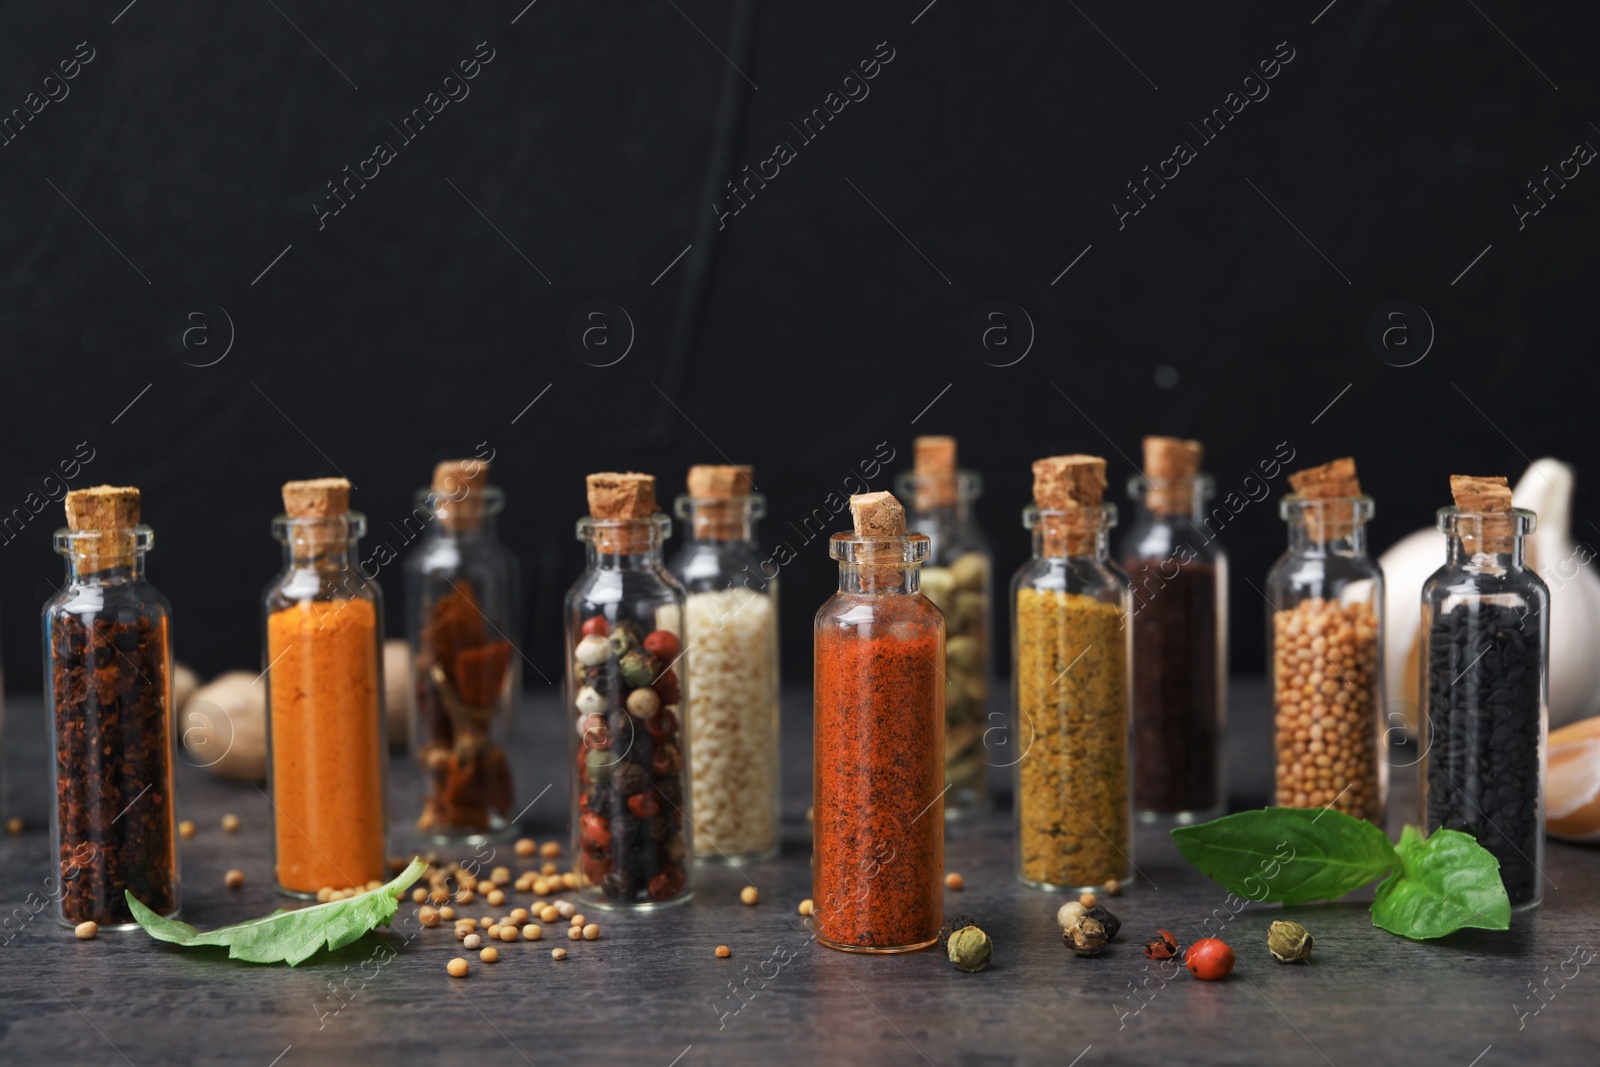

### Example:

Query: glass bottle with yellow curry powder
xmin=1011 ymin=455 xmax=1132 ymax=892
xmin=263 ymin=478 xmax=389 ymax=897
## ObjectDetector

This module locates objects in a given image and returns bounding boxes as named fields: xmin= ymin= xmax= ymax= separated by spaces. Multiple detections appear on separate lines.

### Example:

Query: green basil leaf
xmin=1171 ymin=808 xmax=1396 ymax=905
xmin=127 ymin=857 xmax=427 ymax=966
xmin=1370 ymin=826 xmax=1511 ymax=940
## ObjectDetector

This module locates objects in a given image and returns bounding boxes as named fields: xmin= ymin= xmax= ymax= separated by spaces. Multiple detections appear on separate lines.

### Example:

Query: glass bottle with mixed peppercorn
xmin=44 ymin=486 xmax=178 ymax=928
xmin=404 ymin=459 xmax=521 ymax=844
xmin=566 ymin=472 xmax=693 ymax=910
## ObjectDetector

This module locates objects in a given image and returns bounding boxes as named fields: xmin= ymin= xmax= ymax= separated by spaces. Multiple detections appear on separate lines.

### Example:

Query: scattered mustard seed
xmin=945 ymin=873 xmax=965 ymax=891
xmin=464 ymin=934 xmax=482 ymax=950
xmin=798 ymin=899 xmax=814 ymax=917
xmin=567 ymin=926 xmax=582 ymax=941
xmin=1103 ymin=878 xmax=1122 ymax=897
xmin=540 ymin=842 xmax=562 ymax=859
xmin=540 ymin=906 xmax=559 ymax=924
xmin=715 ymin=945 xmax=731 ymax=959
xmin=498 ymin=926 xmax=517 ymax=943
xmin=438 ymin=906 xmax=456 ymax=921
xmin=75 ymin=921 xmax=98 ymax=940
xmin=419 ymin=906 xmax=440 ymax=928
xmin=411 ymin=887 xmax=428 ymax=903
xmin=740 ymin=886 xmax=759 ymax=906
xmin=225 ymin=869 xmax=245 ymax=889
xmin=551 ymin=948 xmax=568 ymax=960
xmin=480 ymin=946 xmax=499 ymax=963
xmin=582 ymin=923 xmax=599 ymax=941
xmin=1079 ymin=892 xmax=1097 ymax=909
xmin=221 ymin=813 xmax=240 ymax=833
xmin=487 ymin=889 xmax=506 ymax=907
xmin=515 ymin=838 xmax=537 ymax=857
xmin=523 ymin=924 xmax=542 ymax=941
xmin=178 ymin=820 xmax=196 ymax=840
xmin=447 ymin=957 xmax=469 ymax=978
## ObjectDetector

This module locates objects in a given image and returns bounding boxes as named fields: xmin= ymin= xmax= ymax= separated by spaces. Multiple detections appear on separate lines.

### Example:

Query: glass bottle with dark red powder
xmin=44 ymin=486 xmax=179 ymax=928
xmin=813 ymin=491 xmax=944 ymax=953
xmin=566 ymin=472 xmax=693 ymax=910
xmin=1121 ymin=437 xmax=1227 ymax=824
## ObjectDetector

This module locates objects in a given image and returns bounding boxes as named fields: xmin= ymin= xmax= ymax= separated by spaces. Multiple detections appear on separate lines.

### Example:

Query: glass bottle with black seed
xmin=1420 ymin=475 xmax=1548 ymax=910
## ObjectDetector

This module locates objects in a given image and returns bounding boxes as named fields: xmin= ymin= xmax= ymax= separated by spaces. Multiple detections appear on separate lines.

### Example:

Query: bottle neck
xmin=64 ymin=553 xmax=146 ymax=586
xmin=1287 ymin=521 xmax=1368 ymax=555
xmin=1031 ymin=525 xmax=1110 ymax=561
xmin=428 ymin=512 xmax=500 ymax=542
xmin=1445 ymin=532 xmax=1525 ymax=570
xmin=1136 ymin=476 xmax=1208 ymax=521
xmin=682 ymin=500 xmax=753 ymax=544
xmin=585 ymin=541 xmax=665 ymax=570
xmin=837 ymin=561 xmax=922 ymax=595
xmin=283 ymin=539 xmax=358 ymax=569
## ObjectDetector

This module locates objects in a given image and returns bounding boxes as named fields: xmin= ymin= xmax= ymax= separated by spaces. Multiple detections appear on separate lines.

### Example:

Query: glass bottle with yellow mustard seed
xmin=263 ymin=478 xmax=389 ymax=898
xmin=813 ymin=491 xmax=944 ymax=952
xmin=404 ymin=459 xmax=521 ymax=845
xmin=1121 ymin=436 xmax=1227 ymax=825
xmin=896 ymin=436 xmax=992 ymax=817
xmin=566 ymin=472 xmax=693 ymax=910
xmin=669 ymin=464 xmax=781 ymax=864
xmin=1421 ymin=475 xmax=1547 ymax=909
xmin=1266 ymin=457 xmax=1385 ymax=823
xmin=1012 ymin=456 xmax=1132 ymax=892
xmin=45 ymin=486 xmax=179 ymax=928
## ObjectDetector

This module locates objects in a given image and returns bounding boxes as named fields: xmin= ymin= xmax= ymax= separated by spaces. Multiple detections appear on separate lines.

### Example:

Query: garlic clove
xmin=1548 ymin=717 xmax=1600 ymax=840
xmin=1513 ymin=459 xmax=1600 ymax=727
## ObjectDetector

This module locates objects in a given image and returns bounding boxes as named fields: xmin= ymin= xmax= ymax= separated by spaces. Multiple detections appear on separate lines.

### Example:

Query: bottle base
xmin=1016 ymin=873 xmax=1129 ymax=895
xmin=816 ymin=933 xmax=939 ymax=954
xmin=694 ymin=842 xmax=780 ymax=865
xmin=1136 ymin=805 xmax=1224 ymax=827
xmin=582 ymin=889 xmax=694 ymax=913
xmin=418 ymin=822 xmax=522 ymax=848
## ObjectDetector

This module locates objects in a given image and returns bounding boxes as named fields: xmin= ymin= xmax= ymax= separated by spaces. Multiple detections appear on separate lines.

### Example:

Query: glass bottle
xmin=1420 ymin=491 xmax=1547 ymax=909
xmin=45 ymin=487 xmax=178 ymax=928
xmin=1266 ymin=485 xmax=1385 ymax=822
xmin=1121 ymin=448 xmax=1227 ymax=825
xmin=263 ymin=479 xmax=388 ymax=897
xmin=670 ymin=465 xmax=780 ymax=864
xmin=896 ymin=442 xmax=992 ymax=818
xmin=404 ymin=460 xmax=521 ymax=844
xmin=813 ymin=496 xmax=943 ymax=952
xmin=1012 ymin=466 xmax=1132 ymax=892
xmin=566 ymin=473 xmax=692 ymax=910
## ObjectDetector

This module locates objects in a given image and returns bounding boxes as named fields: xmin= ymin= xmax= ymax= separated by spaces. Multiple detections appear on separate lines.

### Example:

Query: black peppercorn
xmin=613 ymin=762 xmax=651 ymax=796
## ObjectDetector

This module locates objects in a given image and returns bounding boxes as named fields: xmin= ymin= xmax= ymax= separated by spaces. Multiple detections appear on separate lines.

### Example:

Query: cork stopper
xmin=686 ymin=464 xmax=755 ymax=541
xmin=912 ymin=436 xmax=957 ymax=509
xmin=1142 ymin=436 xmax=1204 ymax=516
xmin=846 ymin=491 xmax=910 ymax=566
xmin=850 ymin=491 xmax=907 ymax=537
xmin=279 ymin=477 xmax=353 ymax=555
xmin=64 ymin=485 xmax=141 ymax=571
xmin=586 ymin=472 xmax=658 ymax=554
xmin=282 ymin=477 xmax=351 ymax=520
xmin=432 ymin=459 xmax=491 ymax=532
xmin=1032 ymin=455 xmax=1106 ymax=556
xmin=1287 ymin=457 xmax=1363 ymax=542
xmin=1450 ymin=474 xmax=1515 ymax=554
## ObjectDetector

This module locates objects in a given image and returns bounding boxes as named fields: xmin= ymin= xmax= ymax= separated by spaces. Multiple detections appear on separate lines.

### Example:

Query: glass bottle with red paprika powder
xmin=1013 ymin=456 xmax=1132 ymax=892
xmin=813 ymin=491 xmax=944 ymax=953
xmin=404 ymin=459 xmax=521 ymax=844
xmin=45 ymin=486 xmax=179 ymax=928
xmin=566 ymin=472 xmax=693 ymax=910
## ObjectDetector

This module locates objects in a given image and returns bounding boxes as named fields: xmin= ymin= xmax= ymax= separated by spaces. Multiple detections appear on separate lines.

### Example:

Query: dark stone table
xmin=3 ymin=679 xmax=1598 ymax=1066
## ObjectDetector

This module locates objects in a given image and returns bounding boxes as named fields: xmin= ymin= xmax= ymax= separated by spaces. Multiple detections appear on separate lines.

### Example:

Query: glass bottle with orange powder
xmin=812 ymin=491 xmax=944 ymax=953
xmin=263 ymin=478 xmax=389 ymax=897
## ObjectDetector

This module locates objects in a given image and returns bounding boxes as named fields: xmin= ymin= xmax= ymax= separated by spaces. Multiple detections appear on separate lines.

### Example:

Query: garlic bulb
xmin=1548 ymin=716 xmax=1600 ymax=841
xmin=1379 ymin=457 xmax=1600 ymax=733
xmin=181 ymin=670 xmax=267 ymax=782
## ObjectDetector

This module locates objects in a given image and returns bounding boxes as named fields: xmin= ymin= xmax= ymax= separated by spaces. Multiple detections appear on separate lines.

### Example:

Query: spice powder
xmin=1015 ymin=588 xmax=1129 ymax=889
xmin=268 ymin=597 xmax=388 ymax=892
xmin=813 ymin=596 xmax=944 ymax=950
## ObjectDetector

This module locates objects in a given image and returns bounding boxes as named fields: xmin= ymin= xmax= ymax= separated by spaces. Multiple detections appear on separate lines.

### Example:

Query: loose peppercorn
xmin=581 ymin=616 xmax=610 ymax=637
xmin=1185 ymin=937 xmax=1235 ymax=980
xmin=1143 ymin=929 xmax=1179 ymax=960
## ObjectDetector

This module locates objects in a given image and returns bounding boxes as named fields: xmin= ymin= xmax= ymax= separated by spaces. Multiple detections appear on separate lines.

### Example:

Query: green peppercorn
xmin=619 ymin=649 xmax=659 ymax=689
xmin=947 ymin=924 xmax=993 ymax=972
xmin=607 ymin=628 xmax=638 ymax=659
xmin=1268 ymin=920 xmax=1313 ymax=963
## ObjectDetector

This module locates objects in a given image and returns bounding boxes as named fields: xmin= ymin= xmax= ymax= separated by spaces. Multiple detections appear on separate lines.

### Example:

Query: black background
xmin=1 ymin=0 xmax=1596 ymax=694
